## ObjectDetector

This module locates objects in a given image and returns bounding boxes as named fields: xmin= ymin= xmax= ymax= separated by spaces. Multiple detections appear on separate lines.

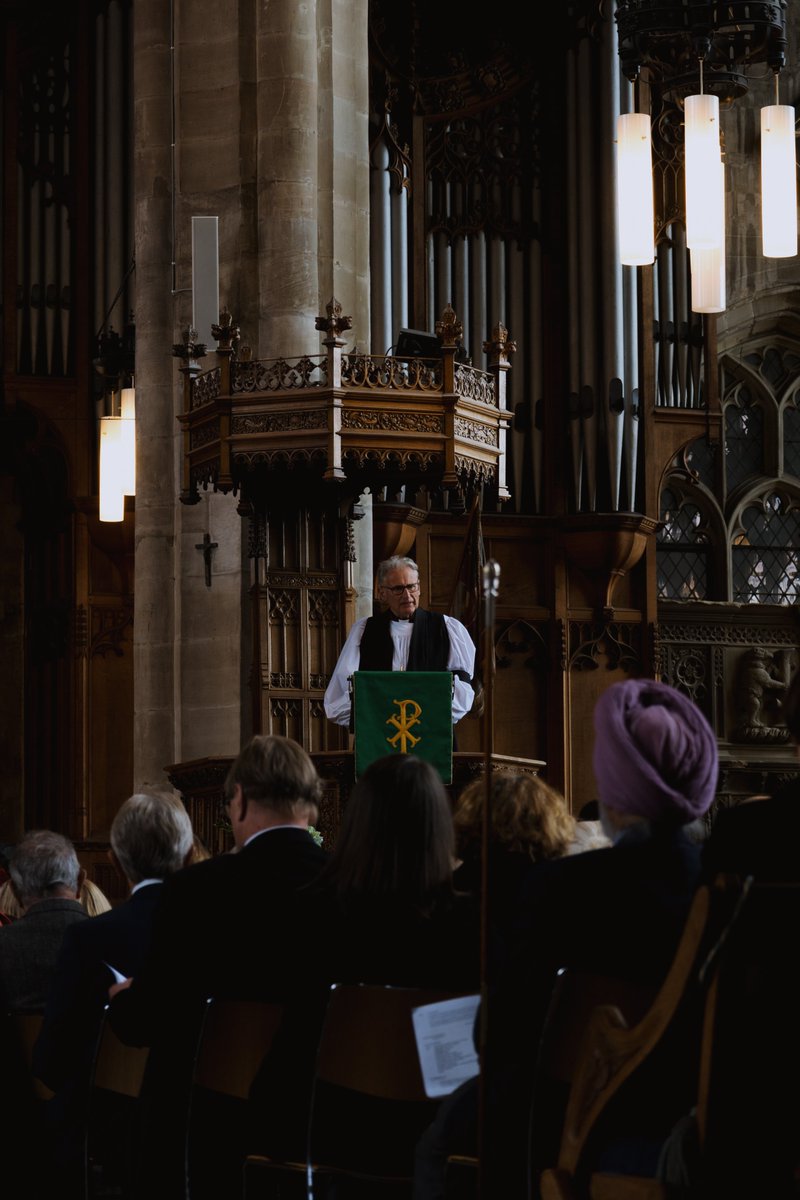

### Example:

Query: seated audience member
xmin=107 ymin=735 xmax=328 ymax=1200
xmin=702 ymin=660 xmax=800 ymax=883
xmin=0 ymin=830 xmax=87 ymax=1012
xmin=188 ymin=832 xmax=212 ymax=863
xmin=80 ymin=877 xmax=113 ymax=915
xmin=0 ymin=873 xmax=113 ymax=922
xmin=452 ymin=771 xmax=576 ymax=924
xmin=309 ymin=752 xmax=479 ymax=990
xmin=0 ymin=877 xmax=18 ymax=923
xmin=32 ymin=792 xmax=194 ymax=1198
xmin=414 ymin=677 xmax=720 ymax=1200
xmin=35 ymin=792 xmax=195 ymax=1089
xmin=566 ymin=797 xmax=612 ymax=854
xmin=254 ymin=752 xmax=480 ymax=1178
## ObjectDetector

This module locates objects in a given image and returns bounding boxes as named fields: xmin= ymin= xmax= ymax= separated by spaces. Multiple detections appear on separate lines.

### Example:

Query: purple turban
xmin=592 ymin=679 xmax=719 ymax=823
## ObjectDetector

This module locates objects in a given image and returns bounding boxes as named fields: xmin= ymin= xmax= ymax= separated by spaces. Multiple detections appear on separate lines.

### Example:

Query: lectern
xmin=352 ymin=670 xmax=454 ymax=782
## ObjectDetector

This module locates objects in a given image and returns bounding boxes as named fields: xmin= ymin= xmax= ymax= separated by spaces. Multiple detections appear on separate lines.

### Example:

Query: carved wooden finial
xmin=435 ymin=303 xmax=463 ymax=348
xmin=315 ymin=298 xmax=353 ymax=340
xmin=172 ymin=326 xmax=207 ymax=363
xmin=211 ymin=308 xmax=240 ymax=354
xmin=483 ymin=323 xmax=517 ymax=360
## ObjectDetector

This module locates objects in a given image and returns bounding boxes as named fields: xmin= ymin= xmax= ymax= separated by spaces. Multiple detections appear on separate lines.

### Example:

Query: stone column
xmin=256 ymin=0 xmax=320 ymax=355
xmin=132 ymin=0 xmax=180 ymax=789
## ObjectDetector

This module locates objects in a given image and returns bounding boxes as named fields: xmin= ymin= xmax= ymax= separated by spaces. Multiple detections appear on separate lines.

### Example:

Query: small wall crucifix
xmin=195 ymin=532 xmax=219 ymax=587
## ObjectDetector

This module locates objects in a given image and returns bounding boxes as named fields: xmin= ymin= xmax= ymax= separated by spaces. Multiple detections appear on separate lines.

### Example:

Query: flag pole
xmin=477 ymin=559 xmax=500 ymax=1199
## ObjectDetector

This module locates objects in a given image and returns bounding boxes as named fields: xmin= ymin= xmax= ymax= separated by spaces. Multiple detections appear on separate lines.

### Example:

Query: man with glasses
xmin=324 ymin=554 xmax=476 ymax=727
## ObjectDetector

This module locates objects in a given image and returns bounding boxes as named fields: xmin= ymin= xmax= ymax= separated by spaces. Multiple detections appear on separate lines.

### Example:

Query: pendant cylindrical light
xmin=120 ymin=386 xmax=136 ymax=496
xmin=691 ymin=246 xmax=726 ymax=313
xmin=761 ymin=102 xmax=798 ymax=258
xmin=685 ymin=93 xmax=723 ymax=250
xmin=616 ymin=112 xmax=655 ymax=265
xmin=99 ymin=416 xmax=125 ymax=523
xmin=691 ymin=159 xmax=726 ymax=313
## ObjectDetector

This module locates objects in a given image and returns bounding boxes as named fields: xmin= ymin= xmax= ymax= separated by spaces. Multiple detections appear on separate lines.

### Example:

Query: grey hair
xmin=376 ymin=556 xmax=419 ymax=585
xmin=111 ymin=791 xmax=195 ymax=885
xmin=9 ymin=830 xmax=81 ymax=905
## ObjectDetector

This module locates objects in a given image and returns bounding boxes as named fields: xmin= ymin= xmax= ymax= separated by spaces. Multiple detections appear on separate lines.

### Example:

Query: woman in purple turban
xmin=592 ymin=678 xmax=719 ymax=832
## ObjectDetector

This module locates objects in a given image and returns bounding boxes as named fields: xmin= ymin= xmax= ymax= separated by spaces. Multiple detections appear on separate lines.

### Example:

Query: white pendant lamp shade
xmin=684 ymin=93 xmax=724 ymax=250
xmin=120 ymin=386 xmax=136 ymax=496
xmin=691 ymin=158 xmax=726 ymax=313
xmin=761 ymin=103 xmax=798 ymax=258
xmin=691 ymin=244 xmax=726 ymax=313
xmin=99 ymin=417 xmax=125 ymax=522
xmin=616 ymin=112 xmax=655 ymax=265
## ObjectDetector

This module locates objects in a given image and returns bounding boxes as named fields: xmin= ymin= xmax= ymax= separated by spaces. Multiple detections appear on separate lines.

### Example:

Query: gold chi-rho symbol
xmin=386 ymin=698 xmax=422 ymax=751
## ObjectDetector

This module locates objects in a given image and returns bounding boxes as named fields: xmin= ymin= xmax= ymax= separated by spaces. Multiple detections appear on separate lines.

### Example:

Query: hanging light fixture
xmin=120 ymin=383 xmax=136 ymax=496
xmin=684 ymin=62 xmax=724 ymax=251
xmin=691 ymin=157 xmax=726 ymax=314
xmin=612 ymin=2 xmax=793 ymax=305
xmin=616 ymin=111 xmax=655 ymax=265
xmin=761 ymin=74 xmax=798 ymax=258
xmin=99 ymin=415 xmax=125 ymax=523
xmin=94 ymin=314 xmax=136 ymax=522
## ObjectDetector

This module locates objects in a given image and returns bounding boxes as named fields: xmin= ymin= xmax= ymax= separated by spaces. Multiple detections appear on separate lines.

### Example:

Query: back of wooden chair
xmin=244 ymin=983 xmax=474 ymax=1199
xmin=538 ymin=877 xmax=748 ymax=1200
xmin=185 ymin=998 xmax=286 ymax=1200
xmin=313 ymin=982 xmax=456 ymax=1102
xmin=91 ymin=1007 xmax=149 ymax=1098
xmin=84 ymin=1005 xmax=150 ymax=1198
xmin=191 ymin=997 xmax=285 ymax=1100
xmin=8 ymin=1010 xmax=54 ymax=1101
xmin=528 ymin=969 xmax=658 ymax=1188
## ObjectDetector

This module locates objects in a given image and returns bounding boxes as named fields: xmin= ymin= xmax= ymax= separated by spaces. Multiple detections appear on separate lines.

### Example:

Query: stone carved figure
xmin=735 ymin=648 xmax=790 ymax=742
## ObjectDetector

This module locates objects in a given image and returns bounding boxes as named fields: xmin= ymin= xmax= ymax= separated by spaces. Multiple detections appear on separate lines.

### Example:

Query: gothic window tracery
xmin=657 ymin=342 xmax=800 ymax=605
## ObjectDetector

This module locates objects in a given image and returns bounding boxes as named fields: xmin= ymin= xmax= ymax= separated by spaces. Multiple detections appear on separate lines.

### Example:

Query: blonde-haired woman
xmin=452 ymin=772 xmax=576 ymax=925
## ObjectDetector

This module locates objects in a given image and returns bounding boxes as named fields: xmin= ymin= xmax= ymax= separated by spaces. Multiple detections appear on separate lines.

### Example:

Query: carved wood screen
xmin=247 ymin=501 xmax=350 ymax=753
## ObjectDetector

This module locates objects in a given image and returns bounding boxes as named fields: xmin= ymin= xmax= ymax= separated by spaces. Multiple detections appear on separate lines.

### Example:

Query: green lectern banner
xmin=353 ymin=671 xmax=453 ymax=783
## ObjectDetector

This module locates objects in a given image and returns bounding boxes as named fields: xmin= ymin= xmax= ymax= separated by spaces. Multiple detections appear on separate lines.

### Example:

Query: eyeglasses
xmin=384 ymin=583 xmax=420 ymax=596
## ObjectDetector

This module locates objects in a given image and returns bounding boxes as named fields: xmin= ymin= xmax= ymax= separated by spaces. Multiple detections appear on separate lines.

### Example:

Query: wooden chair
xmin=538 ymin=877 xmax=749 ymax=1200
xmin=84 ymin=1004 xmax=150 ymax=1198
xmin=243 ymin=983 xmax=475 ymax=1200
xmin=437 ymin=966 xmax=658 ymax=1200
xmin=185 ymin=998 xmax=285 ymax=1199
xmin=6 ymin=1010 xmax=54 ymax=1100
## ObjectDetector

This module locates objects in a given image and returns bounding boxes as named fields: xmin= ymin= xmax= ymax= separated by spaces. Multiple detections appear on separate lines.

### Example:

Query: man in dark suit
xmin=107 ymin=734 xmax=329 ymax=1199
xmin=31 ymin=791 xmax=195 ymax=1198
xmin=0 ymin=830 xmax=87 ymax=1012
xmin=35 ymin=790 xmax=195 ymax=1091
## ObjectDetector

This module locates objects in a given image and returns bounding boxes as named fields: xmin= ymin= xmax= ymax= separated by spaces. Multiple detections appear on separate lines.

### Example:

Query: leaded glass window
xmin=732 ymin=493 xmax=800 ymax=604
xmin=657 ymin=488 xmax=707 ymax=600
xmin=725 ymin=391 xmax=763 ymax=493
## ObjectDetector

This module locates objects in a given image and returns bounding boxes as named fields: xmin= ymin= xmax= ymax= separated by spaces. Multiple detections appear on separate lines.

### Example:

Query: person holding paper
xmin=323 ymin=555 xmax=477 ymax=727
xmin=34 ymin=790 xmax=195 ymax=1093
xmin=32 ymin=792 xmax=196 ymax=1197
